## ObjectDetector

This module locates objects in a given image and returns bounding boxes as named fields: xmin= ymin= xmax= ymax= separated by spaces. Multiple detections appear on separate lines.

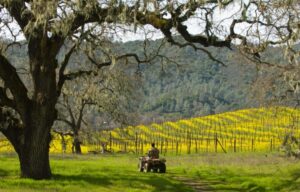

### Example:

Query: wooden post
xmin=160 ymin=140 xmax=163 ymax=155
xmin=171 ymin=139 xmax=174 ymax=155
xmin=234 ymin=138 xmax=236 ymax=153
xmin=217 ymin=138 xmax=227 ymax=153
xmin=214 ymin=134 xmax=218 ymax=153
xmin=165 ymin=140 xmax=168 ymax=155
xmin=179 ymin=140 xmax=182 ymax=155
xmin=135 ymin=132 xmax=138 ymax=154
xmin=141 ymin=141 xmax=144 ymax=154
xmin=206 ymin=138 xmax=209 ymax=152
xmin=187 ymin=132 xmax=191 ymax=154
xmin=200 ymin=136 xmax=203 ymax=146
xmin=195 ymin=140 xmax=198 ymax=153
xmin=240 ymin=137 xmax=243 ymax=152
xmin=270 ymin=139 xmax=273 ymax=152
xmin=109 ymin=132 xmax=112 ymax=152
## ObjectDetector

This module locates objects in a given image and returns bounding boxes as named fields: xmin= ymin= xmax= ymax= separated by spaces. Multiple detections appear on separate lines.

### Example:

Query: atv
xmin=138 ymin=156 xmax=166 ymax=173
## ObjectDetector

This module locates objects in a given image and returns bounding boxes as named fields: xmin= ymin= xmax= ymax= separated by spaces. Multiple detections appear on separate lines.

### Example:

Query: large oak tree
xmin=0 ymin=0 xmax=298 ymax=179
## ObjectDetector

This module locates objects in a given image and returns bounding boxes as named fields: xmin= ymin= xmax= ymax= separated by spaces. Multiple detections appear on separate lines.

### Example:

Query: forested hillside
xmin=121 ymin=37 xmax=292 ymax=123
xmin=128 ymin=40 xmax=257 ymax=122
xmin=4 ymin=38 xmax=285 ymax=124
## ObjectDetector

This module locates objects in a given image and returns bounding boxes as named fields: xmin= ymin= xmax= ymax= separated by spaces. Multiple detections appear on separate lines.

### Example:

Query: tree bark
xmin=18 ymin=106 xmax=55 ymax=179
xmin=14 ymin=54 xmax=58 ymax=179
xmin=19 ymin=131 xmax=52 ymax=179
xmin=15 ymin=37 xmax=60 ymax=179
xmin=1 ymin=109 xmax=53 ymax=179
xmin=73 ymin=132 xmax=82 ymax=154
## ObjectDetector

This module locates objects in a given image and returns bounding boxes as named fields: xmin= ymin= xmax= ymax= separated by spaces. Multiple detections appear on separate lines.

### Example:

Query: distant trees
xmin=54 ymin=69 xmax=136 ymax=154
xmin=0 ymin=0 xmax=298 ymax=179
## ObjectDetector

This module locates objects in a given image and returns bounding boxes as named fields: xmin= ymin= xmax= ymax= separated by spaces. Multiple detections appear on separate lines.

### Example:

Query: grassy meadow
xmin=1 ymin=107 xmax=300 ymax=191
xmin=0 ymin=153 xmax=300 ymax=192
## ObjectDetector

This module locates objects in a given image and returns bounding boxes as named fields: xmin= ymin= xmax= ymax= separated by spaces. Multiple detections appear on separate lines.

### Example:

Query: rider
xmin=148 ymin=143 xmax=159 ymax=159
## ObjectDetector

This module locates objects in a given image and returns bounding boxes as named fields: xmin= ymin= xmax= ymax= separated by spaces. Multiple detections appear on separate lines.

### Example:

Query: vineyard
xmin=1 ymin=107 xmax=300 ymax=154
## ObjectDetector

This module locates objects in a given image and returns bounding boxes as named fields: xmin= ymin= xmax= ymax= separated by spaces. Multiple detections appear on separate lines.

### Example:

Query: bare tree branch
xmin=0 ymin=54 xmax=29 ymax=115
xmin=56 ymin=118 xmax=73 ymax=127
xmin=0 ymin=87 xmax=15 ymax=108
xmin=57 ymin=44 xmax=77 ymax=97
xmin=0 ymin=0 xmax=32 ymax=33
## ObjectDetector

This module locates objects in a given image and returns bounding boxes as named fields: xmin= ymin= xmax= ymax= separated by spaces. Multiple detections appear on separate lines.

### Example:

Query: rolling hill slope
xmin=47 ymin=107 xmax=300 ymax=154
xmin=97 ymin=106 xmax=299 ymax=154
xmin=1 ymin=107 xmax=299 ymax=154
xmin=4 ymin=38 xmax=281 ymax=124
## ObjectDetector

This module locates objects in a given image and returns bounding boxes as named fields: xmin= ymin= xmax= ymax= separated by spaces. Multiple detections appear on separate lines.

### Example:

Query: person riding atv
xmin=148 ymin=143 xmax=159 ymax=159
xmin=138 ymin=143 xmax=166 ymax=173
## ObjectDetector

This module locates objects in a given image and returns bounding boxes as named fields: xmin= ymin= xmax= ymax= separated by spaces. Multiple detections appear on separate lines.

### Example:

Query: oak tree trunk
xmin=1 ymin=16 xmax=64 ymax=179
xmin=18 ymin=106 xmax=55 ymax=179
xmin=19 ymin=129 xmax=52 ymax=179
xmin=73 ymin=133 xmax=82 ymax=154
xmin=15 ymin=49 xmax=58 ymax=179
xmin=3 ymin=109 xmax=54 ymax=179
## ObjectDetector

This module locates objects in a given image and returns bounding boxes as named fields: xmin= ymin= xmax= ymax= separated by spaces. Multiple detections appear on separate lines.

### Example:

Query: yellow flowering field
xmin=0 ymin=107 xmax=299 ymax=154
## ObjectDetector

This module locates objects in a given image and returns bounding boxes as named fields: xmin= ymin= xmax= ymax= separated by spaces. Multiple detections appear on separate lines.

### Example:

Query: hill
xmin=1 ymin=107 xmax=299 ymax=153
xmin=126 ymin=40 xmax=258 ymax=122
xmin=91 ymin=106 xmax=300 ymax=154
xmin=121 ymin=38 xmax=292 ymax=123
xmin=2 ymin=37 xmax=288 ymax=125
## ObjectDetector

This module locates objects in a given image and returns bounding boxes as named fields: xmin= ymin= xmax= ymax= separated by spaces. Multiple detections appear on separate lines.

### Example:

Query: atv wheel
xmin=159 ymin=163 xmax=166 ymax=173
xmin=138 ymin=162 xmax=144 ymax=172
xmin=144 ymin=163 xmax=151 ymax=172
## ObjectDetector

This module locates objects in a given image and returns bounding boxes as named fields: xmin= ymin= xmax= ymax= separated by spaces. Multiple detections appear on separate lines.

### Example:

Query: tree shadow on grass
xmin=53 ymin=174 xmax=113 ymax=186
xmin=291 ymin=169 xmax=300 ymax=180
xmin=192 ymin=170 xmax=268 ymax=192
xmin=145 ymin=175 xmax=193 ymax=192
xmin=53 ymin=172 xmax=193 ymax=192
xmin=272 ymin=168 xmax=300 ymax=191
xmin=0 ymin=168 xmax=9 ymax=177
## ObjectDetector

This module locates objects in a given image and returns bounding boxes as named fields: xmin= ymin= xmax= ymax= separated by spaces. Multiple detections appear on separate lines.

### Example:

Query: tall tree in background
xmin=0 ymin=0 xmax=298 ymax=179
xmin=54 ymin=69 xmax=137 ymax=154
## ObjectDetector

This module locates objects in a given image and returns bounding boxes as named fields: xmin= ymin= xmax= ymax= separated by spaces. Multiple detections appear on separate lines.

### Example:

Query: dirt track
xmin=173 ymin=176 xmax=214 ymax=192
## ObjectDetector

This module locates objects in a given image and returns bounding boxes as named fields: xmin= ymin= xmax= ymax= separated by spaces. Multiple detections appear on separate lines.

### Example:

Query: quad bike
xmin=138 ymin=156 xmax=166 ymax=173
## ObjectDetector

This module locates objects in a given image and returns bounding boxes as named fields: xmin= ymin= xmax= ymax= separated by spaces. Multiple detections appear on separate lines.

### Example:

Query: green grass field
xmin=0 ymin=153 xmax=300 ymax=192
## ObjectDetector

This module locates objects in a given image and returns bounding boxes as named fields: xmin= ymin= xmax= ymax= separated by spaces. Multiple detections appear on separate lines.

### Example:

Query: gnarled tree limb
xmin=0 ymin=55 xmax=29 ymax=116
